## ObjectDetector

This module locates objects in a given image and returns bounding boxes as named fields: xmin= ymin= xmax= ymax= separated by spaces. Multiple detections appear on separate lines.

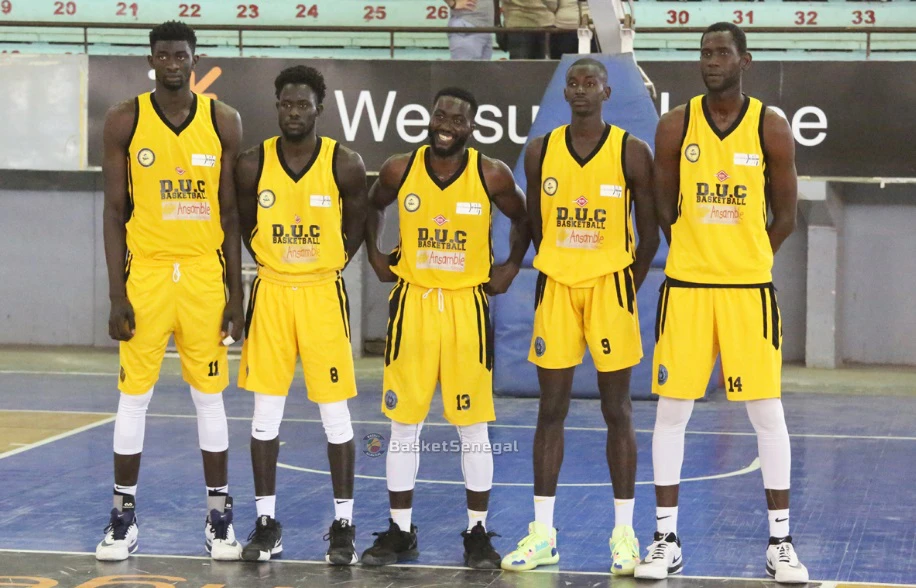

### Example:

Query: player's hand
xmin=108 ymin=296 xmax=136 ymax=341
xmin=368 ymin=249 xmax=398 ymax=283
xmin=221 ymin=297 xmax=245 ymax=344
xmin=484 ymin=261 xmax=519 ymax=296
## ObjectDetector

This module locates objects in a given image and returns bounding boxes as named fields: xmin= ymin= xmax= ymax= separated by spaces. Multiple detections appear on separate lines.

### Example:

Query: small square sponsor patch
xmin=310 ymin=194 xmax=331 ymax=208
xmin=191 ymin=154 xmax=217 ymax=167
xmin=733 ymin=153 xmax=761 ymax=167
xmin=456 ymin=202 xmax=482 ymax=216
xmin=600 ymin=184 xmax=623 ymax=198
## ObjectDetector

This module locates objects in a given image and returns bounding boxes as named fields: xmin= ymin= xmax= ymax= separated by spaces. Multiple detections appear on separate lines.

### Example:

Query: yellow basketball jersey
xmin=532 ymin=124 xmax=634 ymax=287
xmin=391 ymin=146 xmax=492 ymax=290
xmin=126 ymin=92 xmax=223 ymax=261
xmin=665 ymin=95 xmax=772 ymax=284
xmin=250 ymin=136 xmax=346 ymax=279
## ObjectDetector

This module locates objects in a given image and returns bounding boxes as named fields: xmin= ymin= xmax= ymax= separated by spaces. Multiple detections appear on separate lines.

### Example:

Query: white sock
xmin=256 ymin=495 xmax=276 ymax=518
xmin=768 ymin=508 xmax=790 ymax=538
xmin=614 ymin=498 xmax=635 ymax=528
xmin=534 ymin=495 xmax=555 ymax=529
xmin=206 ymin=486 xmax=229 ymax=512
xmin=468 ymin=509 xmax=487 ymax=531
xmin=391 ymin=508 xmax=412 ymax=531
xmin=114 ymin=484 xmax=137 ymax=497
xmin=335 ymin=498 xmax=354 ymax=523
xmin=656 ymin=506 xmax=678 ymax=535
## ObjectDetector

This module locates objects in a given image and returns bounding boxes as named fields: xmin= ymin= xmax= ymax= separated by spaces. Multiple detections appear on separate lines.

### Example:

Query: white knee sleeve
xmin=386 ymin=420 xmax=423 ymax=492
xmin=746 ymin=398 xmax=791 ymax=490
xmin=652 ymin=397 xmax=694 ymax=486
xmin=458 ymin=423 xmax=493 ymax=493
xmin=113 ymin=387 xmax=154 ymax=455
xmin=319 ymin=399 xmax=354 ymax=444
xmin=190 ymin=386 xmax=229 ymax=452
xmin=251 ymin=394 xmax=286 ymax=441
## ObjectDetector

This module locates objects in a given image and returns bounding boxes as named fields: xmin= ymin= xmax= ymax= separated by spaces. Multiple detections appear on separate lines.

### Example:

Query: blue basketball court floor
xmin=1 ymin=348 xmax=914 ymax=587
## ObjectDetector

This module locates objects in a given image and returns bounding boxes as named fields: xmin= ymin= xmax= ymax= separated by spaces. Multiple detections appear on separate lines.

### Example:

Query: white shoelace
xmin=776 ymin=542 xmax=794 ymax=563
xmin=422 ymin=287 xmax=444 ymax=312
xmin=650 ymin=540 xmax=670 ymax=561
xmin=172 ymin=262 xmax=181 ymax=283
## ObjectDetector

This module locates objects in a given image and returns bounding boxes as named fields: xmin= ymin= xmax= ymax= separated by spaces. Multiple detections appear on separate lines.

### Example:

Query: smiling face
xmin=276 ymin=83 xmax=322 ymax=141
xmin=147 ymin=40 xmax=197 ymax=91
xmin=564 ymin=64 xmax=610 ymax=116
xmin=428 ymin=95 xmax=475 ymax=157
xmin=700 ymin=31 xmax=749 ymax=92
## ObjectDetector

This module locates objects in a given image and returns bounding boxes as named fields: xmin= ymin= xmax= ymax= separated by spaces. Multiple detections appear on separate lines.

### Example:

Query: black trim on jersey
xmin=210 ymin=99 xmax=222 ymax=143
xmin=701 ymin=94 xmax=750 ymax=141
xmin=277 ymin=136 xmax=322 ymax=183
xmin=759 ymin=105 xmax=772 ymax=227
xmin=335 ymin=275 xmax=350 ymax=340
xmin=481 ymin=287 xmax=494 ymax=371
xmin=425 ymin=147 xmax=469 ymax=191
xmin=395 ymin=150 xmax=418 ymax=195
xmin=768 ymin=285 xmax=780 ymax=350
xmin=614 ymin=272 xmax=624 ymax=309
xmin=538 ymin=132 xmax=550 ymax=170
xmin=624 ymin=266 xmax=635 ymax=314
xmin=245 ymin=277 xmax=262 ymax=338
xmin=124 ymin=251 xmax=133 ymax=283
xmin=565 ymin=123 xmax=610 ymax=167
xmin=476 ymin=151 xmax=493 ymax=201
xmin=473 ymin=288 xmax=485 ymax=366
xmin=760 ymin=287 xmax=768 ymax=341
xmin=331 ymin=141 xmax=342 ymax=191
xmin=255 ymin=143 xmax=265 ymax=186
xmin=392 ymin=282 xmax=409 ymax=362
xmin=216 ymin=250 xmax=228 ymax=302
xmin=534 ymin=271 xmax=547 ymax=310
xmin=384 ymin=281 xmax=404 ymax=366
xmin=126 ymin=97 xmax=140 ymax=154
xmin=621 ymin=132 xmax=632 ymax=253
xmin=654 ymin=281 xmax=669 ymax=343
xmin=389 ymin=243 xmax=402 ymax=267
xmin=679 ymin=103 xmax=691 ymax=151
xmin=665 ymin=277 xmax=774 ymax=289
xmin=126 ymin=155 xmax=135 ymax=219
xmin=150 ymin=91 xmax=198 ymax=136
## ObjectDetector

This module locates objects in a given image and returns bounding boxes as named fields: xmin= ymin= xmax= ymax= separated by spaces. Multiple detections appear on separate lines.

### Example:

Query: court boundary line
xmin=3 ymin=548 xmax=914 ymax=586
xmin=2 ymin=409 xmax=915 ymax=442
xmin=0 ymin=415 xmax=116 ymax=461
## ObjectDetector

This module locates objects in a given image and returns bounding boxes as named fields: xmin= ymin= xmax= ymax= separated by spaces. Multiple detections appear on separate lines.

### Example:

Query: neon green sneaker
xmin=500 ymin=521 xmax=559 ymax=571
xmin=610 ymin=524 xmax=640 ymax=575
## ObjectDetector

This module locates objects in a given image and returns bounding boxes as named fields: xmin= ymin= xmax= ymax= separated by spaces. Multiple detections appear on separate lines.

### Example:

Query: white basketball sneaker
xmin=95 ymin=498 xmax=139 ymax=561
xmin=634 ymin=531 xmax=683 ymax=580
xmin=205 ymin=496 xmax=242 ymax=560
xmin=766 ymin=536 xmax=809 ymax=583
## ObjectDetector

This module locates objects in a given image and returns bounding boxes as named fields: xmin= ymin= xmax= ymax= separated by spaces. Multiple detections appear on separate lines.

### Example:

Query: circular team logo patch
xmin=137 ymin=148 xmax=155 ymax=167
xmin=384 ymin=389 xmax=398 ymax=410
xmin=258 ymin=190 xmax=276 ymax=208
xmin=684 ymin=143 xmax=700 ymax=163
xmin=534 ymin=337 xmax=546 ymax=357
xmin=542 ymin=177 xmax=558 ymax=196
xmin=658 ymin=365 xmax=669 ymax=385
xmin=404 ymin=193 xmax=421 ymax=213
xmin=363 ymin=433 xmax=386 ymax=458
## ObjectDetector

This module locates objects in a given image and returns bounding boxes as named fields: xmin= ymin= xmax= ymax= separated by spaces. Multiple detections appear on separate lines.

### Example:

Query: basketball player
xmin=235 ymin=65 xmax=368 ymax=564
xmin=361 ymin=88 xmax=530 ymax=569
xmin=634 ymin=23 xmax=807 ymax=583
xmin=501 ymin=58 xmax=659 ymax=575
xmin=97 ymin=21 xmax=244 ymax=561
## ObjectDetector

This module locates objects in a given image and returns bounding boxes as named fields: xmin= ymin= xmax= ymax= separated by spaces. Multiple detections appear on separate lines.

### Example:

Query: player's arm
xmin=654 ymin=105 xmax=686 ymax=245
xmin=762 ymin=108 xmax=798 ymax=254
xmin=235 ymin=145 xmax=260 ymax=261
xmin=102 ymin=99 xmax=138 ymax=341
xmin=482 ymin=156 xmax=530 ymax=296
xmin=365 ymin=154 xmax=410 ymax=282
xmin=335 ymin=145 xmax=369 ymax=266
xmin=625 ymin=135 xmax=660 ymax=291
xmin=214 ymin=101 xmax=245 ymax=343
xmin=523 ymin=135 xmax=546 ymax=252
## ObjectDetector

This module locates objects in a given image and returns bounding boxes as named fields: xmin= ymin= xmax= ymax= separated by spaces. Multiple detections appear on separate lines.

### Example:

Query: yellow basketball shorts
xmin=238 ymin=273 xmax=357 ymax=403
xmin=652 ymin=279 xmax=782 ymax=401
xmin=529 ymin=268 xmax=643 ymax=372
xmin=119 ymin=252 xmax=229 ymax=395
xmin=383 ymin=280 xmax=495 ymax=426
